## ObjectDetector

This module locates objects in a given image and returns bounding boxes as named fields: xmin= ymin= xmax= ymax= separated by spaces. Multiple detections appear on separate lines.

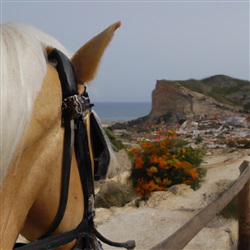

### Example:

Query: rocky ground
xmin=110 ymin=114 xmax=249 ymax=149
xmin=94 ymin=115 xmax=250 ymax=250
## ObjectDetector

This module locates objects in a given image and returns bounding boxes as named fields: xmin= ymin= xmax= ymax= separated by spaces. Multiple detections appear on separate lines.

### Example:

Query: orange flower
xmin=131 ymin=146 xmax=138 ymax=154
xmin=160 ymin=164 xmax=171 ymax=170
xmin=162 ymin=178 xmax=169 ymax=186
xmin=151 ymin=147 xmax=157 ymax=155
xmin=185 ymin=168 xmax=199 ymax=179
xmin=158 ymin=157 xmax=167 ymax=168
xmin=164 ymin=135 xmax=169 ymax=141
xmin=168 ymin=130 xmax=174 ymax=134
xmin=150 ymin=154 xmax=158 ymax=163
xmin=135 ymin=156 xmax=143 ymax=169
xmin=134 ymin=178 xmax=147 ymax=197
xmin=141 ymin=141 xmax=152 ymax=150
xmin=144 ymin=180 xmax=164 ymax=193
xmin=176 ymin=161 xmax=192 ymax=169
xmin=145 ymin=180 xmax=157 ymax=192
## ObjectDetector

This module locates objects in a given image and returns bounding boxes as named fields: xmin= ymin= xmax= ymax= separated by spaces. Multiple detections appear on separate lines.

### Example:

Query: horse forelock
xmin=0 ymin=22 xmax=71 ymax=188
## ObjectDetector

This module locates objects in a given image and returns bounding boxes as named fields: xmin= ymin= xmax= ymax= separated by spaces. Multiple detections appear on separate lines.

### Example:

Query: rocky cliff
xmin=149 ymin=75 xmax=249 ymax=123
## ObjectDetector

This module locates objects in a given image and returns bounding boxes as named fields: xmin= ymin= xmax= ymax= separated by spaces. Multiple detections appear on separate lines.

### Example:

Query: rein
xmin=14 ymin=49 xmax=135 ymax=250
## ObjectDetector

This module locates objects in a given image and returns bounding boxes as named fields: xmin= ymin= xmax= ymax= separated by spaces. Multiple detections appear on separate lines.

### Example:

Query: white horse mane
xmin=0 ymin=22 xmax=71 ymax=188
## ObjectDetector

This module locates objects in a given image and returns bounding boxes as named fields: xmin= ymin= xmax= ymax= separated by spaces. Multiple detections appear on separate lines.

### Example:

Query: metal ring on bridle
xmin=63 ymin=93 xmax=94 ymax=119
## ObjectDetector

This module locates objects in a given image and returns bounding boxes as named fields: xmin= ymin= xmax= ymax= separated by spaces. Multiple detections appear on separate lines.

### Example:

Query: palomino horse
xmin=0 ymin=21 xmax=130 ymax=249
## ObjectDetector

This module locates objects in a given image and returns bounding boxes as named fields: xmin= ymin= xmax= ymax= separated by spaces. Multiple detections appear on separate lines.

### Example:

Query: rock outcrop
xmin=149 ymin=75 xmax=249 ymax=124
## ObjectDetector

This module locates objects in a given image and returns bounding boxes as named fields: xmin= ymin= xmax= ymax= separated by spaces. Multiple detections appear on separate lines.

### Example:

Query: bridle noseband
xmin=14 ymin=49 xmax=135 ymax=250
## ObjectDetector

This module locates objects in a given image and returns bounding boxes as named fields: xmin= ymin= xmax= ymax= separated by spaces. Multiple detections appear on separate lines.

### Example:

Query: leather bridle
xmin=14 ymin=49 xmax=135 ymax=250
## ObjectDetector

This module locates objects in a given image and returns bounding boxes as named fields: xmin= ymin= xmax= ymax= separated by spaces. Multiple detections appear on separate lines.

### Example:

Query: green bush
xmin=130 ymin=130 xmax=205 ymax=199
xmin=104 ymin=128 xmax=125 ymax=151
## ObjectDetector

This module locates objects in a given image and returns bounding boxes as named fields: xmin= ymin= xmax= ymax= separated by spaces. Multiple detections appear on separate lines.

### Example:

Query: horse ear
xmin=71 ymin=21 xmax=121 ymax=84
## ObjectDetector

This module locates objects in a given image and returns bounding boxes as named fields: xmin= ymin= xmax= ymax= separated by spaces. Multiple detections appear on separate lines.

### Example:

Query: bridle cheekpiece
xmin=14 ymin=49 xmax=135 ymax=250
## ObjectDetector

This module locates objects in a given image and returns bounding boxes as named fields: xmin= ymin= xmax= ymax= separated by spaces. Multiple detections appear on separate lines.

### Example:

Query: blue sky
xmin=1 ymin=1 xmax=249 ymax=102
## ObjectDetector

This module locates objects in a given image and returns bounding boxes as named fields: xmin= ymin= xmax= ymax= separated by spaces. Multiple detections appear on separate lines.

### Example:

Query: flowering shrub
xmin=226 ymin=138 xmax=250 ymax=149
xmin=130 ymin=130 xmax=205 ymax=199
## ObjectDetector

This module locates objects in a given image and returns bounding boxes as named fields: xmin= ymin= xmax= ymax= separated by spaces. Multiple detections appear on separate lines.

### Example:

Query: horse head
xmin=0 ymin=21 xmax=121 ymax=249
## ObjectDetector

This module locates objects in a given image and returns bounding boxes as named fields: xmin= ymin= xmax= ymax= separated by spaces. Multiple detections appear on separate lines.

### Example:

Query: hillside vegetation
xmin=178 ymin=75 xmax=250 ymax=110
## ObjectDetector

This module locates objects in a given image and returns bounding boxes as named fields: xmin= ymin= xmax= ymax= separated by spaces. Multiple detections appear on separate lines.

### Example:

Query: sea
xmin=92 ymin=102 xmax=152 ymax=123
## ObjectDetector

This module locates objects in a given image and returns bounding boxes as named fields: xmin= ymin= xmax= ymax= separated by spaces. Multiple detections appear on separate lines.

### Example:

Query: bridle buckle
xmin=63 ymin=92 xmax=94 ymax=119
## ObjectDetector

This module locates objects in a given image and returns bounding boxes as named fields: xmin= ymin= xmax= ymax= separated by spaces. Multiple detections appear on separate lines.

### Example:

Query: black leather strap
xmin=38 ymin=49 xmax=77 ymax=240
xmin=48 ymin=49 xmax=77 ymax=99
xmin=38 ymin=114 xmax=73 ymax=240
xmin=14 ymin=49 xmax=135 ymax=250
xmin=15 ymin=220 xmax=89 ymax=250
xmin=74 ymin=118 xmax=95 ymax=249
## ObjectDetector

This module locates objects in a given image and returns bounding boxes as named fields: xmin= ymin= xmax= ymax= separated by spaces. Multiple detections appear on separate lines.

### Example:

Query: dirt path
xmin=95 ymin=149 xmax=250 ymax=250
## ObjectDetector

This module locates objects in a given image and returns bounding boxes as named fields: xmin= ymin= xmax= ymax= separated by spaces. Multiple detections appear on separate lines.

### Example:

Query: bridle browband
xmin=14 ymin=49 xmax=135 ymax=250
